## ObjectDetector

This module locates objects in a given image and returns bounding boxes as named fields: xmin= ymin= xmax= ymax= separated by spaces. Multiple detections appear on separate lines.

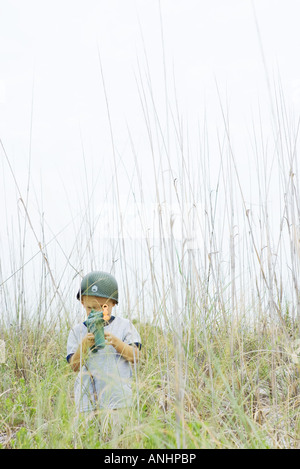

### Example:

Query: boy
xmin=66 ymin=271 xmax=141 ymax=415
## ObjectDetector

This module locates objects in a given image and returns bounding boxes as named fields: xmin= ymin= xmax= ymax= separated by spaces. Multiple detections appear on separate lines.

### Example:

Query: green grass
xmin=0 ymin=315 xmax=299 ymax=449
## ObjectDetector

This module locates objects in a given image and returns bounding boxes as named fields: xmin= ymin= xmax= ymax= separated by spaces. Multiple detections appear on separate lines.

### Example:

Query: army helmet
xmin=77 ymin=271 xmax=118 ymax=304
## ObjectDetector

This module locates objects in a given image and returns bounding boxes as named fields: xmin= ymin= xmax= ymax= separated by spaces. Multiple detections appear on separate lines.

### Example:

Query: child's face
xmin=81 ymin=296 xmax=115 ymax=318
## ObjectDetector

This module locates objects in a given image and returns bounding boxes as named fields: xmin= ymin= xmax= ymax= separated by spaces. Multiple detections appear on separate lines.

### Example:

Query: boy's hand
xmin=104 ymin=331 xmax=139 ymax=363
xmin=82 ymin=332 xmax=95 ymax=351
xmin=104 ymin=331 xmax=117 ymax=348
xmin=69 ymin=333 xmax=95 ymax=372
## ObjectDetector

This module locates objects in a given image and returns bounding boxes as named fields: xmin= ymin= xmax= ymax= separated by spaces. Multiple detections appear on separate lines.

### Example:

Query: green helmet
xmin=76 ymin=271 xmax=118 ymax=304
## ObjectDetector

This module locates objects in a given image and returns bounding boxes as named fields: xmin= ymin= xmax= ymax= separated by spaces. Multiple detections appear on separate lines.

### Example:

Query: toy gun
xmin=85 ymin=304 xmax=110 ymax=352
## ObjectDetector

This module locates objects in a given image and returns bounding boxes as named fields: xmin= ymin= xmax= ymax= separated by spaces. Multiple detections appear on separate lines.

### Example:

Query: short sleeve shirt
xmin=67 ymin=316 xmax=141 ymax=412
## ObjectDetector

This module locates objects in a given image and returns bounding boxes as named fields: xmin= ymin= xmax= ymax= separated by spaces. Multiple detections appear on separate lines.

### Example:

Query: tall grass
xmin=0 ymin=44 xmax=299 ymax=448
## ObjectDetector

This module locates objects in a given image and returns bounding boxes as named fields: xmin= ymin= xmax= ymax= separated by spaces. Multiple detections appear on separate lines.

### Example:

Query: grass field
xmin=0 ymin=309 xmax=299 ymax=448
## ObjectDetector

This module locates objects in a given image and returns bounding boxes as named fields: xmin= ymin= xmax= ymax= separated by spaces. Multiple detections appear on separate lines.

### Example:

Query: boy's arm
xmin=105 ymin=331 xmax=139 ymax=363
xmin=69 ymin=333 xmax=95 ymax=372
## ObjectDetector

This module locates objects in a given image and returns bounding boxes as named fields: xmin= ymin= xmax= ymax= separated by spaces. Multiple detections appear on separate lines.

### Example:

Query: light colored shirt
xmin=66 ymin=316 xmax=141 ymax=412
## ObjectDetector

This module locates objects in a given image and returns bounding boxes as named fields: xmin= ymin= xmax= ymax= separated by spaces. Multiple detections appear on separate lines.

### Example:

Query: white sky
xmin=1 ymin=1 xmax=300 ymax=317
xmin=1 ymin=1 xmax=299 ymax=180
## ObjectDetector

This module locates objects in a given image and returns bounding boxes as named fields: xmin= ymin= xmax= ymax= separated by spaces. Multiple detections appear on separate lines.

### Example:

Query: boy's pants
xmin=78 ymin=407 xmax=128 ymax=442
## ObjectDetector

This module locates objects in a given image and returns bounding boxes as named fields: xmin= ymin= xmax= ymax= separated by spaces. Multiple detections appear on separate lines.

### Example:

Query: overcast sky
xmin=1 ymin=1 xmax=299 ymax=192
xmin=1 ymin=1 xmax=300 ymax=313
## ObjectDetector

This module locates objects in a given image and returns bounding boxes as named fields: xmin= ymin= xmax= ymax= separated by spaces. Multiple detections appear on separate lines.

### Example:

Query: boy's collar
xmin=83 ymin=315 xmax=115 ymax=327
